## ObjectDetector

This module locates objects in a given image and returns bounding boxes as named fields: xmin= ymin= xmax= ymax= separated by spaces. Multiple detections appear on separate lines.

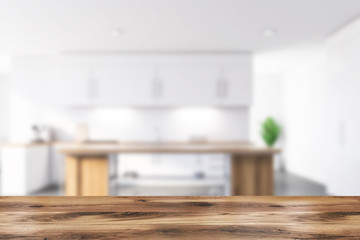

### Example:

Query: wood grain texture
xmin=0 ymin=196 xmax=360 ymax=239
xmin=57 ymin=142 xmax=280 ymax=156
xmin=232 ymin=156 xmax=256 ymax=195
xmin=65 ymin=156 xmax=109 ymax=196
xmin=65 ymin=156 xmax=80 ymax=196
xmin=231 ymin=155 xmax=273 ymax=196
xmin=80 ymin=157 xmax=108 ymax=196
xmin=63 ymin=145 xmax=277 ymax=197
xmin=257 ymin=156 xmax=273 ymax=195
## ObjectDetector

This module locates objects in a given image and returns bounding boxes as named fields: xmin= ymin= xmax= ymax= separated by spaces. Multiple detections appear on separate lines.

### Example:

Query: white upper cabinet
xmin=150 ymin=54 xmax=252 ymax=107
xmin=159 ymin=64 xmax=218 ymax=106
xmin=12 ymin=56 xmax=57 ymax=105
xmin=94 ymin=61 xmax=154 ymax=106
xmin=217 ymin=63 xmax=252 ymax=106
xmin=53 ymin=56 xmax=155 ymax=107
xmin=53 ymin=57 xmax=90 ymax=106
xmin=12 ymin=54 xmax=252 ymax=107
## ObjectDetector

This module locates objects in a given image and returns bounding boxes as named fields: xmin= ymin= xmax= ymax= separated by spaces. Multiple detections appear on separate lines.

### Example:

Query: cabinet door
xmin=13 ymin=56 xmax=90 ymax=107
xmin=95 ymin=64 xmax=154 ymax=106
xmin=26 ymin=146 xmax=49 ymax=193
xmin=159 ymin=64 xmax=218 ymax=106
xmin=52 ymin=57 xmax=91 ymax=106
xmin=13 ymin=55 xmax=252 ymax=107
xmin=218 ymin=64 xmax=252 ymax=106
xmin=154 ymin=62 xmax=251 ymax=107
xmin=0 ymin=147 xmax=27 ymax=195
xmin=12 ymin=56 xmax=57 ymax=106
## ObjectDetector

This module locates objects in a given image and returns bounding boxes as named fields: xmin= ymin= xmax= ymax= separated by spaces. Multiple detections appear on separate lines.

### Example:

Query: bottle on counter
xmin=75 ymin=123 xmax=88 ymax=143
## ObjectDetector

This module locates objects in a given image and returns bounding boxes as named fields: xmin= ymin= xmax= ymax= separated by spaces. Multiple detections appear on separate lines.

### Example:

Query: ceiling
xmin=0 ymin=0 xmax=360 ymax=54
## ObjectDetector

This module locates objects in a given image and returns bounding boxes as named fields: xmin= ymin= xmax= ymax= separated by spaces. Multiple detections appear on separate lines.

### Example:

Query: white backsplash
xmin=9 ymin=95 xmax=249 ymax=142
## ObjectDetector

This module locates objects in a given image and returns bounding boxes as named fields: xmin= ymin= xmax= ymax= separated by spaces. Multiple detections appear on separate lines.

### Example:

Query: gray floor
xmin=275 ymin=171 xmax=327 ymax=196
xmin=31 ymin=171 xmax=327 ymax=196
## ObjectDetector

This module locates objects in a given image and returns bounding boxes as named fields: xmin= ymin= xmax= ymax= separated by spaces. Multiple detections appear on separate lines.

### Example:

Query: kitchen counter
xmin=58 ymin=142 xmax=280 ymax=197
xmin=57 ymin=142 xmax=280 ymax=155
xmin=0 ymin=196 xmax=359 ymax=239
xmin=0 ymin=142 xmax=51 ymax=147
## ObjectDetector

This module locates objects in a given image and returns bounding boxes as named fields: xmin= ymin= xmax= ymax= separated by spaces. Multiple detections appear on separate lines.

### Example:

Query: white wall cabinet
xmin=12 ymin=56 xmax=88 ymax=107
xmin=217 ymin=64 xmax=252 ymax=106
xmin=159 ymin=64 xmax=217 ymax=106
xmin=52 ymin=57 xmax=91 ymax=106
xmin=94 ymin=64 xmax=155 ymax=106
xmin=12 ymin=56 xmax=57 ymax=105
xmin=12 ymin=54 xmax=252 ymax=107
xmin=0 ymin=146 xmax=49 ymax=195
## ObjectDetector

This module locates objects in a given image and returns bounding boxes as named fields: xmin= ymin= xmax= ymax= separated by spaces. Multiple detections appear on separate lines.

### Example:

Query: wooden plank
xmin=232 ymin=155 xmax=273 ymax=196
xmin=231 ymin=156 xmax=240 ymax=195
xmin=57 ymin=142 xmax=281 ymax=155
xmin=232 ymin=155 xmax=257 ymax=195
xmin=65 ymin=156 xmax=80 ymax=196
xmin=257 ymin=156 xmax=273 ymax=195
xmin=80 ymin=156 xmax=108 ymax=196
xmin=0 ymin=196 xmax=360 ymax=239
xmin=239 ymin=156 xmax=257 ymax=195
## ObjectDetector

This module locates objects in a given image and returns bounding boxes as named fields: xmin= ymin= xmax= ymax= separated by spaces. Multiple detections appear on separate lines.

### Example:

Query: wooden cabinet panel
xmin=80 ymin=157 xmax=108 ymax=196
xmin=65 ymin=156 xmax=80 ymax=196
xmin=231 ymin=155 xmax=273 ymax=196
xmin=65 ymin=155 xmax=108 ymax=196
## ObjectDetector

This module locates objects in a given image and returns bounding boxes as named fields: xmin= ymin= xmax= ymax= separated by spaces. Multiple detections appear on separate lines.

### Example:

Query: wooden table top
xmin=57 ymin=142 xmax=280 ymax=156
xmin=0 ymin=196 xmax=359 ymax=239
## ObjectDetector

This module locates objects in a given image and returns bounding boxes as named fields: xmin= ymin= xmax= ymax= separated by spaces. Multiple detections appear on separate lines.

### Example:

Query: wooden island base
xmin=66 ymin=155 xmax=109 ymax=196
xmin=1 ymin=196 xmax=359 ymax=239
xmin=231 ymin=155 xmax=273 ymax=195
xmin=65 ymin=154 xmax=274 ymax=196
xmin=61 ymin=143 xmax=279 ymax=196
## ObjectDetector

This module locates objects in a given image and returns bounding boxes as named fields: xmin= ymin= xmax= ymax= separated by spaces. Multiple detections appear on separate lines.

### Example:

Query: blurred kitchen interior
xmin=1 ymin=0 xmax=360 ymax=196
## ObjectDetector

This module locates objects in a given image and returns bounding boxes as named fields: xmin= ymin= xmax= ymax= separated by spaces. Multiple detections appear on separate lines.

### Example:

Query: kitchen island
xmin=0 ymin=196 xmax=359 ymax=239
xmin=58 ymin=142 xmax=280 ymax=196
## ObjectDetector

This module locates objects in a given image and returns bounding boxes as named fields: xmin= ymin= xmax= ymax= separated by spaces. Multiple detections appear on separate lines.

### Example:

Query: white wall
xmin=253 ymin=43 xmax=331 ymax=180
xmin=0 ymin=56 xmax=11 ymax=141
xmin=0 ymin=77 xmax=9 ymax=141
xmin=325 ymin=18 xmax=360 ymax=195
xmin=253 ymin=23 xmax=360 ymax=195
xmin=250 ymin=60 xmax=285 ymax=171
xmin=8 ymin=102 xmax=249 ymax=143
xmin=250 ymin=72 xmax=284 ymax=147
xmin=279 ymin=44 xmax=332 ymax=189
xmin=253 ymin=43 xmax=333 ymax=189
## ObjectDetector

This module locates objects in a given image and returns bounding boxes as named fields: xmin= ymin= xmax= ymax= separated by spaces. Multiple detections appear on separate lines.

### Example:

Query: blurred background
xmin=0 ymin=0 xmax=360 ymax=196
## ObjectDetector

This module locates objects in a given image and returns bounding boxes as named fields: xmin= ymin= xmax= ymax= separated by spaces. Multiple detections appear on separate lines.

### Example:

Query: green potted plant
xmin=261 ymin=117 xmax=281 ymax=147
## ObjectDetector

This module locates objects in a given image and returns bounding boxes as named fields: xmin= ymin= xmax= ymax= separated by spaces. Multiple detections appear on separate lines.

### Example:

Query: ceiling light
xmin=262 ymin=28 xmax=277 ymax=37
